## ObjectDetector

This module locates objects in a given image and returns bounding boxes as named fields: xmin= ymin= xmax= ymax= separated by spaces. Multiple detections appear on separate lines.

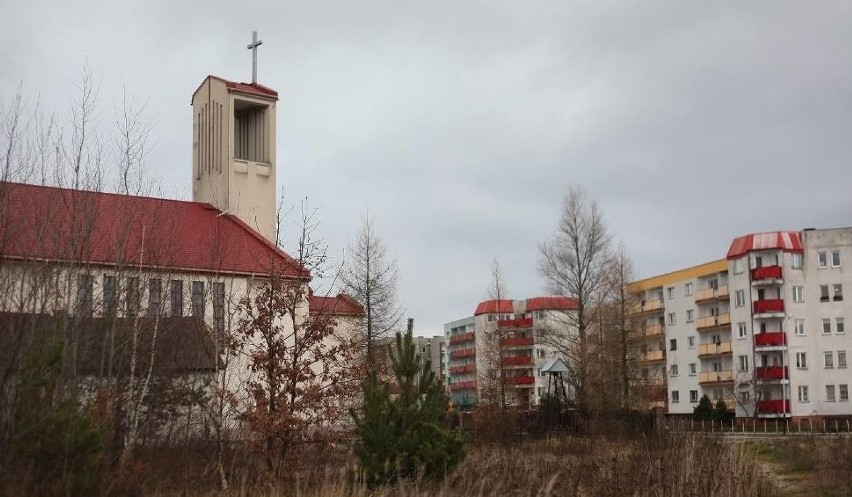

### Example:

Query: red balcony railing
xmin=504 ymin=375 xmax=535 ymax=386
xmin=502 ymin=355 xmax=532 ymax=366
xmin=449 ymin=332 xmax=475 ymax=345
xmin=500 ymin=336 xmax=534 ymax=347
xmin=449 ymin=364 xmax=476 ymax=375
xmin=757 ymin=399 xmax=790 ymax=414
xmin=753 ymin=299 xmax=785 ymax=314
xmin=756 ymin=366 xmax=789 ymax=380
xmin=754 ymin=332 xmax=786 ymax=347
xmin=498 ymin=317 xmax=533 ymax=329
xmin=450 ymin=380 xmax=477 ymax=391
xmin=751 ymin=266 xmax=783 ymax=281
xmin=449 ymin=348 xmax=476 ymax=359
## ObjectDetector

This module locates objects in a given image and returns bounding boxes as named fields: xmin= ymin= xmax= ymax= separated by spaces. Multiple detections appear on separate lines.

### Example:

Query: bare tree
xmin=477 ymin=259 xmax=509 ymax=409
xmin=341 ymin=213 xmax=402 ymax=365
xmin=538 ymin=185 xmax=611 ymax=412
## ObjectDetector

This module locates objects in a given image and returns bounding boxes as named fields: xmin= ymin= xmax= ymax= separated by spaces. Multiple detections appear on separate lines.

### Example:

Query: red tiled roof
xmin=309 ymin=293 xmax=365 ymax=317
xmin=726 ymin=231 xmax=803 ymax=260
xmin=473 ymin=299 xmax=514 ymax=316
xmin=0 ymin=182 xmax=306 ymax=278
xmin=195 ymin=75 xmax=279 ymax=99
xmin=525 ymin=296 xmax=579 ymax=312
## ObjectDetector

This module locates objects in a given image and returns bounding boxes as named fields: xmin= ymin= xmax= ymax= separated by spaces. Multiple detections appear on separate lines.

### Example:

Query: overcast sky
xmin=2 ymin=1 xmax=852 ymax=334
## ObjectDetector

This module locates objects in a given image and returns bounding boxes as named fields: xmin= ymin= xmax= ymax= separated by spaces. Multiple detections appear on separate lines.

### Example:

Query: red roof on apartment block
xmin=473 ymin=299 xmax=515 ymax=315
xmin=525 ymin=296 xmax=579 ymax=312
xmin=0 ymin=182 xmax=306 ymax=278
xmin=308 ymin=293 xmax=365 ymax=317
xmin=726 ymin=231 xmax=803 ymax=260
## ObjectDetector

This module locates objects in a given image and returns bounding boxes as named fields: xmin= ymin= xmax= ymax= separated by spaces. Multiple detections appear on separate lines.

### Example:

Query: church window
xmin=148 ymin=279 xmax=162 ymax=317
xmin=125 ymin=277 xmax=140 ymax=316
xmin=170 ymin=280 xmax=184 ymax=317
xmin=103 ymin=275 xmax=118 ymax=316
xmin=234 ymin=100 xmax=270 ymax=163
xmin=76 ymin=274 xmax=93 ymax=317
xmin=191 ymin=281 xmax=205 ymax=317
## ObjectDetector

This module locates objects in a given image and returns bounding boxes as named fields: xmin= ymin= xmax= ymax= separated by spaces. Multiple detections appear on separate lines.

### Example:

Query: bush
xmin=352 ymin=327 xmax=465 ymax=486
xmin=693 ymin=394 xmax=714 ymax=421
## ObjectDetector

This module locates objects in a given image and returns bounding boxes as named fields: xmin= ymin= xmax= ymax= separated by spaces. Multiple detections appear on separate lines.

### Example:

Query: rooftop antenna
xmin=247 ymin=30 xmax=263 ymax=84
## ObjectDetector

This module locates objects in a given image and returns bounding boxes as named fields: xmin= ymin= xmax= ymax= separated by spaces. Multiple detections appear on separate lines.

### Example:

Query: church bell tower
xmin=191 ymin=31 xmax=278 ymax=243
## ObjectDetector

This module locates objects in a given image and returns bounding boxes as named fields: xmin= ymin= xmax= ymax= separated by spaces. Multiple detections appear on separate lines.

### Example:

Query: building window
xmin=76 ymin=274 xmax=93 ymax=317
xmin=820 ymin=285 xmax=830 ymax=302
xmin=690 ymin=390 xmax=699 ymax=403
xmin=670 ymin=338 xmax=677 ymax=351
xmin=685 ymin=282 xmax=693 ymax=296
xmin=834 ymin=284 xmax=844 ymax=301
xmin=841 ymin=384 xmax=849 ymax=402
xmin=827 ymin=385 xmax=836 ymax=402
xmin=667 ymin=313 xmax=676 ymax=325
xmin=537 ymin=348 xmax=545 ymax=358
xmin=689 ymin=363 xmax=697 ymax=375
xmin=148 ymin=279 xmax=162 ymax=317
xmin=734 ymin=259 xmax=744 ymax=274
xmin=125 ymin=277 xmax=140 ymax=317
xmin=738 ymin=322 xmax=748 ymax=339
xmin=671 ymin=391 xmax=680 ymax=404
xmin=213 ymin=282 xmax=225 ymax=334
xmin=234 ymin=102 xmax=270 ymax=163
xmin=819 ymin=252 xmax=828 ymax=268
xmin=791 ymin=253 xmax=803 ymax=269
xmin=667 ymin=287 xmax=674 ymax=300
xmin=170 ymin=280 xmax=183 ymax=317
xmin=670 ymin=364 xmax=679 ymax=376
xmin=735 ymin=290 xmax=745 ymax=308
xmin=103 ymin=275 xmax=118 ymax=316
xmin=825 ymin=352 xmax=834 ymax=369
xmin=191 ymin=281 xmax=205 ymax=317
xmin=738 ymin=355 xmax=749 ymax=372
xmin=798 ymin=385 xmax=809 ymax=403
xmin=796 ymin=352 xmax=807 ymax=369
xmin=687 ymin=336 xmax=695 ymax=348
xmin=686 ymin=309 xmax=694 ymax=322
xmin=832 ymin=250 xmax=842 ymax=268
xmin=839 ymin=351 xmax=847 ymax=369
xmin=794 ymin=319 xmax=805 ymax=336
xmin=837 ymin=318 xmax=845 ymax=334
xmin=793 ymin=286 xmax=804 ymax=303
xmin=823 ymin=318 xmax=832 ymax=334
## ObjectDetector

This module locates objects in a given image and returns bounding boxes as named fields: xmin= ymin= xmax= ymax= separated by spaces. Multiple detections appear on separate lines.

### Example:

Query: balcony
xmin=498 ymin=317 xmax=533 ymax=329
xmin=644 ymin=324 xmax=664 ymax=337
xmin=639 ymin=299 xmax=663 ymax=313
xmin=697 ymin=341 xmax=732 ymax=357
xmin=504 ymin=375 xmax=536 ymax=386
xmin=645 ymin=350 xmax=665 ymax=362
xmin=698 ymin=370 xmax=734 ymax=384
xmin=751 ymin=266 xmax=783 ymax=285
xmin=449 ymin=364 xmax=476 ymax=375
xmin=502 ymin=355 xmax=533 ymax=366
xmin=449 ymin=348 xmax=476 ymax=359
xmin=753 ymin=299 xmax=785 ymax=316
xmin=756 ymin=366 xmax=789 ymax=380
xmin=757 ymin=399 xmax=791 ymax=415
xmin=754 ymin=332 xmax=786 ymax=348
xmin=450 ymin=380 xmax=477 ymax=392
xmin=695 ymin=285 xmax=730 ymax=302
xmin=695 ymin=313 xmax=731 ymax=331
xmin=500 ymin=336 xmax=534 ymax=348
xmin=449 ymin=332 xmax=475 ymax=345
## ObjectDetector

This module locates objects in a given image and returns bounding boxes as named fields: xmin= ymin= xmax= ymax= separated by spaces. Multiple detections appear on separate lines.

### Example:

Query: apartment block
xmin=444 ymin=297 xmax=578 ymax=410
xmin=631 ymin=229 xmax=852 ymax=419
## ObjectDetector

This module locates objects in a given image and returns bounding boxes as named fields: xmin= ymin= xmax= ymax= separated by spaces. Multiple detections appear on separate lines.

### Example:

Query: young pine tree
xmin=351 ymin=320 xmax=465 ymax=486
xmin=693 ymin=394 xmax=714 ymax=421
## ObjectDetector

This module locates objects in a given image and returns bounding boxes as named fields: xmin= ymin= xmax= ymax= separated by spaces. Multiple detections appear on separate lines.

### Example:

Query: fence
xmin=669 ymin=416 xmax=852 ymax=434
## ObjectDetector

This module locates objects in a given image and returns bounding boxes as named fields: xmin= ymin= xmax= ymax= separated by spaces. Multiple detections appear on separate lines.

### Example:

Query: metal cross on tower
xmin=247 ymin=30 xmax=263 ymax=84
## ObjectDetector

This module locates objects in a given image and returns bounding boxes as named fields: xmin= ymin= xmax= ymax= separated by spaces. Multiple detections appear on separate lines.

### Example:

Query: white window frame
xmin=734 ymin=259 xmax=744 ymax=274
xmin=818 ymin=251 xmax=828 ymax=268
xmin=791 ymin=253 xmax=803 ymax=269
xmin=667 ymin=312 xmax=676 ymax=325
xmin=671 ymin=391 xmax=680 ymax=404
xmin=794 ymin=319 xmax=805 ymax=336
xmin=670 ymin=364 xmax=679 ymax=376
xmin=841 ymin=384 xmax=849 ymax=402
xmin=827 ymin=385 xmax=836 ymax=402
xmin=738 ymin=322 xmax=748 ymax=339
xmin=793 ymin=285 xmax=804 ymax=303
xmin=832 ymin=250 xmax=842 ymax=268
xmin=825 ymin=351 xmax=834 ymax=369
xmin=689 ymin=363 xmax=697 ymax=375
xmin=687 ymin=336 xmax=695 ymax=348
xmin=735 ymin=290 xmax=745 ymax=308
xmin=823 ymin=318 xmax=832 ymax=334
xmin=667 ymin=286 xmax=675 ymax=300
xmin=738 ymin=355 xmax=749 ymax=372
xmin=798 ymin=385 xmax=809 ymax=403
xmin=686 ymin=309 xmax=694 ymax=322
xmin=839 ymin=351 xmax=847 ymax=369
xmin=689 ymin=390 xmax=699 ymax=403
xmin=796 ymin=352 xmax=807 ymax=369
xmin=837 ymin=318 xmax=845 ymax=335
xmin=834 ymin=284 xmax=843 ymax=301
xmin=685 ymin=282 xmax=693 ymax=296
